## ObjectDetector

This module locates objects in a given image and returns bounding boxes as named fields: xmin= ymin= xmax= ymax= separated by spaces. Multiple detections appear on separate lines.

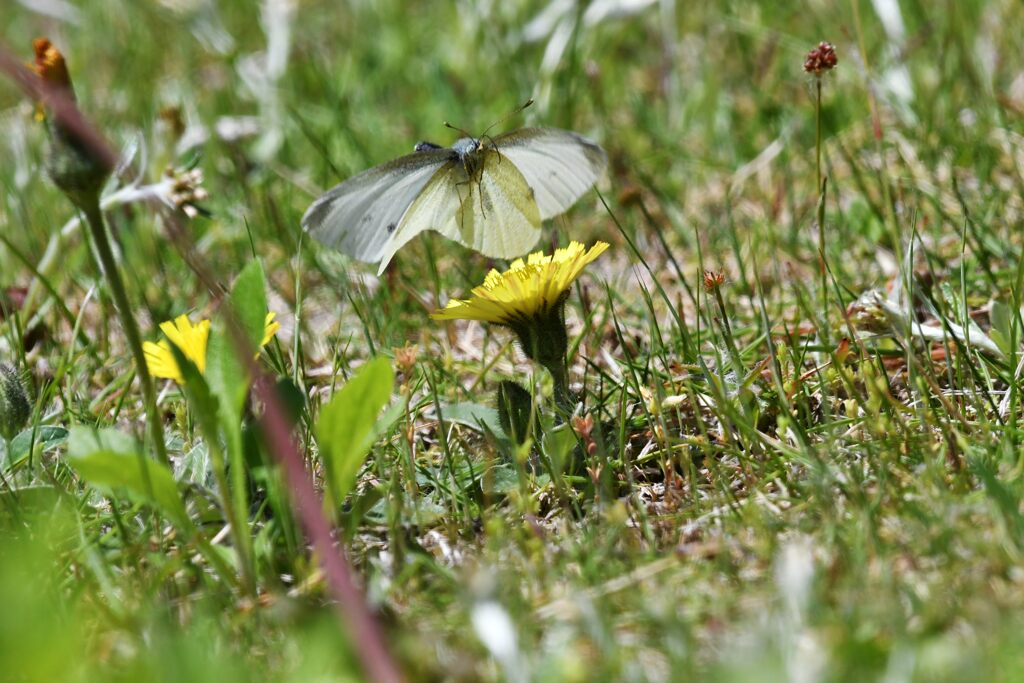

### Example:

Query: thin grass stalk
xmin=815 ymin=78 xmax=830 ymax=334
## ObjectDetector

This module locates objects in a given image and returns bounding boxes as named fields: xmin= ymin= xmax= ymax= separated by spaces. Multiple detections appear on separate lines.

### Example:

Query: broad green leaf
xmin=488 ymin=463 xmax=520 ymax=495
xmin=440 ymin=401 xmax=508 ymax=440
xmin=67 ymin=426 xmax=191 ymax=531
xmin=228 ymin=259 xmax=271 ymax=351
xmin=0 ymin=485 xmax=60 ymax=520
xmin=205 ymin=259 xmax=270 ymax=420
xmin=1 ymin=426 xmax=68 ymax=471
xmin=315 ymin=357 xmax=394 ymax=505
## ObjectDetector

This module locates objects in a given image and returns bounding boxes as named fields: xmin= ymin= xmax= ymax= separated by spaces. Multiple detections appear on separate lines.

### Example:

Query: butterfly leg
xmin=453 ymin=179 xmax=474 ymax=240
xmin=482 ymin=135 xmax=503 ymax=166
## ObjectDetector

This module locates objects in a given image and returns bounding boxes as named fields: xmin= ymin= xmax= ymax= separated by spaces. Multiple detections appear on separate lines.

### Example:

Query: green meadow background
xmin=3 ymin=0 xmax=1024 ymax=681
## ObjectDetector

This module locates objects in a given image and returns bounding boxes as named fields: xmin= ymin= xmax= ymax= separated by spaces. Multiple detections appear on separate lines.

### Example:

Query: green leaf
xmin=2 ymin=426 xmax=68 ymax=471
xmin=205 ymin=259 xmax=270 ymax=420
xmin=542 ymin=422 xmax=578 ymax=474
xmin=177 ymin=442 xmax=212 ymax=486
xmin=489 ymin=463 xmax=520 ymax=495
xmin=315 ymin=357 xmax=394 ymax=505
xmin=438 ymin=402 xmax=508 ymax=440
xmin=228 ymin=260 xmax=271 ymax=351
xmin=67 ymin=426 xmax=191 ymax=531
xmin=989 ymin=301 xmax=1014 ymax=356
xmin=0 ymin=485 xmax=60 ymax=520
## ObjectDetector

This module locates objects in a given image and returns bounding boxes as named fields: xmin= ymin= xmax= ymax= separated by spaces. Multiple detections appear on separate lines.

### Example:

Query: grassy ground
xmin=3 ymin=0 xmax=1024 ymax=680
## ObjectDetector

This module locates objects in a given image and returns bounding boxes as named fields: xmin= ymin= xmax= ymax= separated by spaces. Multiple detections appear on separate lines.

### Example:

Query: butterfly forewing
xmin=491 ymin=128 xmax=607 ymax=219
xmin=374 ymin=159 xmax=464 ymax=274
xmin=301 ymin=148 xmax=451 ymax=262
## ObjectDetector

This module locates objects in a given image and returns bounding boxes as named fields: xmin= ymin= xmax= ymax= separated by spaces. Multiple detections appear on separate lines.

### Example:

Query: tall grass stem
xmin=81 ymin=199 xmax=169 ymax=466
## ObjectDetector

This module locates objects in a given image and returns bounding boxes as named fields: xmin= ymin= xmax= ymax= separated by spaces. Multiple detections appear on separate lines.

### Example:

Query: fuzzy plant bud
xmin=0 ymin=363 xmax=31 ymax=441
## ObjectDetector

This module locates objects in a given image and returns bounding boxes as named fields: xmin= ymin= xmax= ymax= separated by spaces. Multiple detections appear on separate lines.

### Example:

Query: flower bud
xmin=31 ymin=38 xmax=111 ymax=209
xmin=32 ymin=38 xmax=74 ymax=98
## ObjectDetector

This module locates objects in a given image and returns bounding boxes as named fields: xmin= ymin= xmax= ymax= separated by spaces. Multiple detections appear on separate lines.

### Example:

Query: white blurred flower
xmin=472 ymin=601 xmax=526 ymax=683
xmin=870 ymin=0 xmax=916 ymax=123
xmin=522 ymin=0 xmax=660 ymax=111
xmin=775 ymin=536 xmax=815 ymax=624
xmin=237 ymin=0 xmax=295 ymax=160
xmin=775 ymin=537 xmax=826 ymax=683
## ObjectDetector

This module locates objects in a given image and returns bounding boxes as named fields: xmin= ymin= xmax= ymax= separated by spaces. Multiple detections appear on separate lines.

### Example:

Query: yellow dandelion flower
xmin=144 ymin=312 xmax=280 ymax=385
xmin=432 ymin=241 xmax=608 ymax=412
xmin=143 ymin=315 xmax=211 ymax=384
xmin=431 ymin=241 xmax=608 ymax=325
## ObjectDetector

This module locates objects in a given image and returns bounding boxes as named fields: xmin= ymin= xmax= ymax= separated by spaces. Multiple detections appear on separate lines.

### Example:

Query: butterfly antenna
xmin=480 ymin=98 xmax=534 ymax=140
xmin=444 ymin=121 xmax=474 ymax=139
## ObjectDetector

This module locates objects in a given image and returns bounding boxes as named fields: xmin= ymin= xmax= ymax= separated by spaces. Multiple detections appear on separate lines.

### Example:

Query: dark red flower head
xmin=803 ymin=41 xmax=838 ymax=76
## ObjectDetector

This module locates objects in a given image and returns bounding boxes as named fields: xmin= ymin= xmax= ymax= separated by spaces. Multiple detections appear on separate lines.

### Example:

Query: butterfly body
xmin=303 ymin=127 xmax=607 ymax=274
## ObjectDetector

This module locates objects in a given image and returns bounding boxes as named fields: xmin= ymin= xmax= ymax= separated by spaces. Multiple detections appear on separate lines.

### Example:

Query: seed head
xmin=392 ymin=343 xmax=419 ymax=377
xmin=165 ymin=166 xmax=209 ymax=219
xmin=804 ymin=41 xmax=838 ymax=76
xmin=702 ymin=270 xmax=726 ymax=292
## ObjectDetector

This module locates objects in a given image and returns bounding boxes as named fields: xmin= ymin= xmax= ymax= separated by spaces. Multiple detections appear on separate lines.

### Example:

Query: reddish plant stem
xmin=253 ymin=375 xmax=404 ymax=683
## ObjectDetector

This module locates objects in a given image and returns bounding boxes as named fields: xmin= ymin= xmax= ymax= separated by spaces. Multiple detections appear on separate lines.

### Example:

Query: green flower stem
xmin=511 ymin=301 xmax=574 ymax=416
xmin=815 ymin=77 xmax=829 ymax=334
xmin=545 ymin=359 xmax=573 ymax=416
xmin=815 ymin=79 xmax=823 ymax=201
xmin=81 ymin=199 xmax=169 ymax=466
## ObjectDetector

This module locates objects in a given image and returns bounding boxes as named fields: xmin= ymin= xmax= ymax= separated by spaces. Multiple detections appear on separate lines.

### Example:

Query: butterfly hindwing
xmin=374 ymin=150 xmax=543 ymax=272
xmin=460 ymin=149 xmax=543 ymax=258
xmin=491 ymin=128 xmax=607 ymax=219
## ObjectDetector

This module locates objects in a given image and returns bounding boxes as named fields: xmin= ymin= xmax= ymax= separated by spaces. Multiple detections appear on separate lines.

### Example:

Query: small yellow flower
xmin=31 ymin=38 xmax=74 ymax=121
xmin=31 ymin=38 xmax=72 ymax=89
xmin=431 ymin=241 xmax=608 ymax=325
xmin=143 ymin=315 xmax=210 ymax=384
xmin=261 ymin=312 xmax=281 ymax=347
xmin=144 ymin=312 xmax=280 ymax=385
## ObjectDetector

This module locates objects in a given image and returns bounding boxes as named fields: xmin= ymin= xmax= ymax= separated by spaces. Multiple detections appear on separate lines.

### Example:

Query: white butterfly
xmin=302 ymin=127 xmax=608 ymax=274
